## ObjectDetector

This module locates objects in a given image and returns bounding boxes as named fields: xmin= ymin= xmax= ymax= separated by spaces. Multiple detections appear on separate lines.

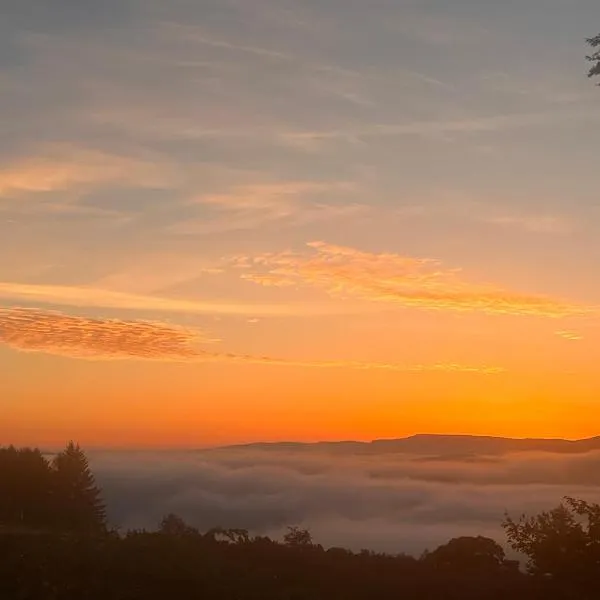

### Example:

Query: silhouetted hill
xmin=222 ymin=434 xmax=600 ymax=457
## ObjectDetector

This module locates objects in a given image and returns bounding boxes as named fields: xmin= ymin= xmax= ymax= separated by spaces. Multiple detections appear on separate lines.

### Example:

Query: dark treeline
xmin=0 ymin=442 xmax=105 ymax=534
xmin=1 ymin=444 xmax=600 ymax=600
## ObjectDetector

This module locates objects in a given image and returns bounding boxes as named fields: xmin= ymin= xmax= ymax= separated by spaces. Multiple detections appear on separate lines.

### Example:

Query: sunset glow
xmin=2 ymin=0 xmax=600 ymax=448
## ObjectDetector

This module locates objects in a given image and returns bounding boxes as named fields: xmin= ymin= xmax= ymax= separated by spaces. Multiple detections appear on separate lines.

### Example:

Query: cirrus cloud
xmin=0 ymin=280 xmax=369 ymax=317
xmin=0 ymin=307 xmax=501 ymax=374
xmin=235 ymin=241 xmax=594 ymax=318
xmin=172 ymin=181 xmax=365 ymax=235
xmin=0 ymin=146 xmax=176 ymax=199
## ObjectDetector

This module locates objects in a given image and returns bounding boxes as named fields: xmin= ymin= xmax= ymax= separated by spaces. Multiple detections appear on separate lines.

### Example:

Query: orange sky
xmin=3 ymin=340 xmax=599 ymax=448
xmin=2 ymin=0 xmax=600 ymax=448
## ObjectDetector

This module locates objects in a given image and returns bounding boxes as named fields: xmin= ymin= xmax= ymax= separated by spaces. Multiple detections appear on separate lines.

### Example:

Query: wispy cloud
xmin=479 ymin=214 xmax=574 ymax=234
xmin=0 ymin=307 xmax=501 ymax=374
xmin=0 ymin=281 xmax=356 ymax=317
xmin=173 ymin=181 xmax=365 ymax=235
xmin=0 ymin=146 xmax=175 ymax=199
xmin=279 ymin=106 xmax=600 ymax=146
xmin=395 ymin=199 xmax=575 ymax=235
xmin=555 ymin=330 xmax=583 ymax=341
xmin=224 ymin=357 xmax=504 ymax=375
xmin=93 ymin=261 xmax=225 ymax=296
xmin=160 ymin=23 xmax=295 ymax=62
xmin=198 ymin=181 xmax=356 ymax=209
xmin=385 ymin=10 xmax=492 ymax=47
xmin=235 ymin=241 xmax=593 ymax=318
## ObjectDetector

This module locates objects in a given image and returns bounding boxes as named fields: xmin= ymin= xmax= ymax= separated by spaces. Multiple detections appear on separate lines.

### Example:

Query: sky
xmin=2 ymin=0 xmax=600 ymax=448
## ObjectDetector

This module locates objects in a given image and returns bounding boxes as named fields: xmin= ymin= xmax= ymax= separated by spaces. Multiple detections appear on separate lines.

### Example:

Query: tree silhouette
xmin=586 ymin=34 xmax=600 ymax=81
xmin=503 ymin=496 xmax=600 ymax=597
xmin=423 ymin=536 xmax=509 ymax=572
xmin=52 ymin=441 xmax=106 ymax=533
xmin=159 ymin=513 xmax=198 ymax=537
xmin=283 ymin=525 xmax=313 ymax=547
xmin=209 ymin=527 xmax=251 ymax=544
xmin=0 ymin=446 xmax=52 ymax=529
xmin=3 ymin=444 xmax=600 ymax=599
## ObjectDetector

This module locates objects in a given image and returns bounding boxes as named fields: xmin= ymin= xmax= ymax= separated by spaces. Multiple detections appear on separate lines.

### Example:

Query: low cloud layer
xmin=93 ymin=446 xmax=600 ymax=555
xmin=235 ymin=241 xmax=593 ymax=318
xmin=0 ymin=306 xmax=499 ymax=373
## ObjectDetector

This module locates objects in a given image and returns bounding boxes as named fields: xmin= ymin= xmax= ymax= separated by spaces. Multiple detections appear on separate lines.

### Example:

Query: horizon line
xmin=29 ymin=432 xmax=600 ymax=453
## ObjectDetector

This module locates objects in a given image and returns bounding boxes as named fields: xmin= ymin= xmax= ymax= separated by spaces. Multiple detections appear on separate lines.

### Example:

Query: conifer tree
xmin=52 ymin=441 xmax=106 ymax=533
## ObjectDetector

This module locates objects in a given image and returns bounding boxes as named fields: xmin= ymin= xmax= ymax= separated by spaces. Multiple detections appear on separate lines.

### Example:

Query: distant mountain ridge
xmin=222 ymin=434 xmax=600 ymax=456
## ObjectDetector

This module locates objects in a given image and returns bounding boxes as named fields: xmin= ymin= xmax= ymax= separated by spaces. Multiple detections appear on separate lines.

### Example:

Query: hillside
xmin=223 ymin=434 xmax=600 ymax=457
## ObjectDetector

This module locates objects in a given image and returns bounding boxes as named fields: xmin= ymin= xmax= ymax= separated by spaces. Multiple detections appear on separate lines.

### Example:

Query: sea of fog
xmin=90 ymin=446 xmax=600 ymax=555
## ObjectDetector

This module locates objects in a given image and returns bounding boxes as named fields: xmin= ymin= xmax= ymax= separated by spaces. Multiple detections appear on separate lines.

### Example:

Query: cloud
xmin=92 ymin=447 xmax=600 ymax=555
xmin=173 ymin=181 xmax=365 ymax=235
xmin=555 ymin=330 xmax=583 ymax=341
xmin=92 ymin=258 xmax=226 ymax=296
xmin=0 ymin=280 xmax=351 ymax=317
xmin=236 ymin=241 xmax=593 ymax=318
xmin=0 ymin=307 xmax=207 ymax=360
xmin=198 ymin=181 xmax=356 ymax=209
xmin=281 ymin=106 xmax=600 ymax=144
xmin=0 ymin=146 xmax=175 ymax=199
xmin=0 ymin=306 xmax=501 ymax=373
xmin=224 ymin=357 xmax=503 ymax=375
xmin=160 ymin=23 xmax=295 ymax=62
xmin=480 ymin=214 xmax=574 ymax=235
xmin=395 ymin=198 xmax=575 ymax=236
xmin=387 ymin=12 xmax=491 ymax=47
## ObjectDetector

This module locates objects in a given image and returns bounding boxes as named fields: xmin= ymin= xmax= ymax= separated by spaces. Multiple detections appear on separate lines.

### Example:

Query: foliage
xmin=0 ymin=441 xmax=105 ymax=533
xmin=586 ymin=34 xmax=600 ymax=80
xmin=423 ymin=535 xmax=510 ymax=572
xmin=0 ymin=446 xmax=52 ymax=528
xmin=159 ymin=513 xmax=199 ymax=537
xmin=0 ymin=528 xmax=532 ymax=600
xmin=3 ymin=443 xmax=600 ymax=599
xmin=283 ymin=525 xmax=313 ymax=547
xmin=503 ymin=496 xmax=600 ymax=598
xmin=52 ymin=441 xmax=106 ymax=532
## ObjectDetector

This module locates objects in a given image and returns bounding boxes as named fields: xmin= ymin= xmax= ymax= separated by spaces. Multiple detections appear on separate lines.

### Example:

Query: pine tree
xmin=51 ymin=441 xmax=106 ymax=533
